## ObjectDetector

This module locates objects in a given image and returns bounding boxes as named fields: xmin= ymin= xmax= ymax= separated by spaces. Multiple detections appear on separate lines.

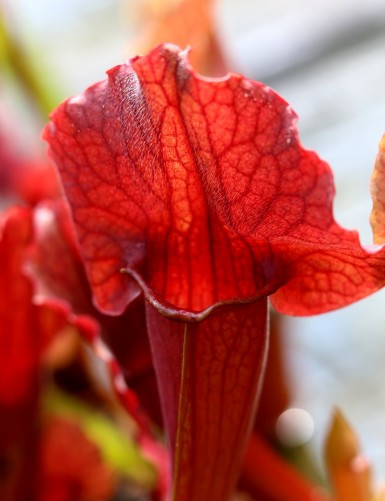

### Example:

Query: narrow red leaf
xmin=0 ymin=207 xmax=68 ymax=410
xmin=241 ymin=433 xmax=331 ymax=501
xmin=0 ymin=207 xmax=76 ymax=500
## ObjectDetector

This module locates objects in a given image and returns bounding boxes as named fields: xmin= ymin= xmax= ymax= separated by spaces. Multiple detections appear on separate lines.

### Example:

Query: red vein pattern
xmin=28 ymin=200 xmax=160 ymax=425
xmin=147 ymin=300 xmax=268 ymax=499
xmin=44 ymin=44 xmax=385 ymax=318
xmin=44 ymin=44 xmax=385 ymax=499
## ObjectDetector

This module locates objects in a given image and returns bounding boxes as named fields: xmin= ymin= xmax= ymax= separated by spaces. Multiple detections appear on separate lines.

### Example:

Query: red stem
xmin=146 ymin=299 xmax=269 ymax=500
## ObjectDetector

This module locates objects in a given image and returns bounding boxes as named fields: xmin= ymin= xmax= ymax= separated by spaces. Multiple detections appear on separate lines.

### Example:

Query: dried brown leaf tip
xmin=370 ymin=134 xmax=385 ymax=244
xmin=324 ymin=408 xmax=372 ymax=501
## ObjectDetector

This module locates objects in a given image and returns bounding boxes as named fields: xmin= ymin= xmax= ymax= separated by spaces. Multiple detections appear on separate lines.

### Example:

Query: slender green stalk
xmin=0 ymin=10 xmax=61 ymax=118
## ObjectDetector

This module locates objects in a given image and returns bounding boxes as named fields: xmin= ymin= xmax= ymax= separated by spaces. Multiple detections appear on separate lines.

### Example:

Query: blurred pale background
xmin=3 ymin=0 xmax=385 ymax=486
